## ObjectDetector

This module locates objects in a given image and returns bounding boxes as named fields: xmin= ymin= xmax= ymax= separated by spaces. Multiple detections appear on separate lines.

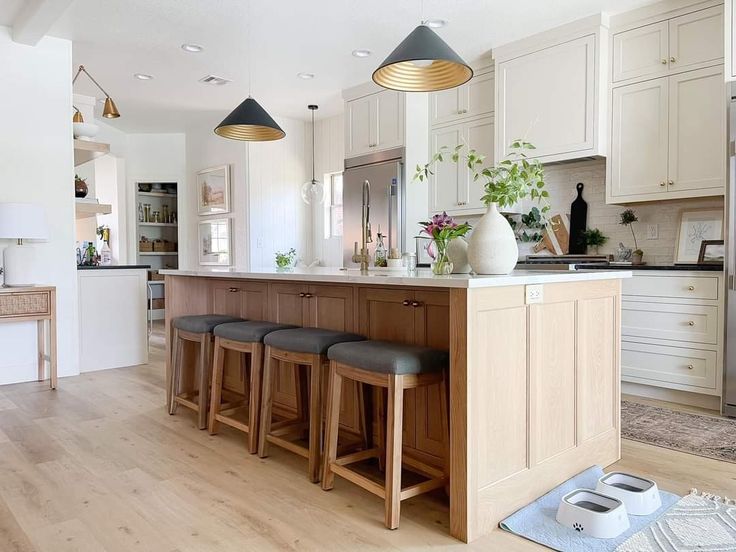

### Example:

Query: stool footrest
xmin=215 ymin=413 xmax=251 ymax=434
xmin=400 ymin=477 xmax=446 ymax=501
xmin=174 ymin=393 xmax=202 ymax=412
xmin=334 ymin=447 xmax=380 ymax=467
xmin=266 ymin=435 xmax=310 ymax=459
xmin=268 ymin=421 xmax=309 ymax=438
xmin=330 ymin=464 xmax=386 ymax=499
xmin=401 ymin=454 xmax=444 ymax=480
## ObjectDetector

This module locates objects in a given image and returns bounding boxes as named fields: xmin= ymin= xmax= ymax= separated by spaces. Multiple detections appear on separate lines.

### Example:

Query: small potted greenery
xmin=415 ymin=140 xmax=549 ymax=274
xmin=506 ymin=207 xmax=547 ymax=260
xmin=275 ymin=248 xmax=296 ymax=271
xmin=619 ymin=209 xmax=643 ymax=264
xmin=581 ymin=228 xmax=608 ymax=255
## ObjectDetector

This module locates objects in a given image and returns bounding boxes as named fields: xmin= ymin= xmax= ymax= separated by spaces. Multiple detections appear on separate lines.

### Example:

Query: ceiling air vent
xmin=198 ymin=74 xmax=231 ymax=86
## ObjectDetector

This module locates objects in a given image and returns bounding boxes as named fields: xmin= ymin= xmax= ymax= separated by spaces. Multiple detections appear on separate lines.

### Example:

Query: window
xmin=324 ymin=172 xmax=343 ymax=239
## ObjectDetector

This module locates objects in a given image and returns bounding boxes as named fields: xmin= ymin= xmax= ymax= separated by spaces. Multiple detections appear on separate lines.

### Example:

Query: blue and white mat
xmin=499 ymin=466 xmax=680 ymax=552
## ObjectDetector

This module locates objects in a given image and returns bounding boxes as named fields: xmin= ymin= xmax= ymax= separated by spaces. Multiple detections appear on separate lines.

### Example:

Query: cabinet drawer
xmin=623 ymin=275 xmax=719 ymax=300
xmin=622 ymin=341 xmax=717 ymax=389
xmin=0 ymin=291 xmax=50 ymax=318
xmin=622 ymin=301 xmax=718 ymax=344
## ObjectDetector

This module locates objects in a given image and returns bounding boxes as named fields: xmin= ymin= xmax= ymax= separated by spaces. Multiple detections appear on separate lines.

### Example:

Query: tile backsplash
xmin=528 ymin=159 xmax=723 ymax=265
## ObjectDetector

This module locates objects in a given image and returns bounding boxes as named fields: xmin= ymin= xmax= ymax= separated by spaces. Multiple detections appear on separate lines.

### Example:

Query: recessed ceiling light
xmin=181 ymin=43 xmax=204 ymax=53
xmin=352 ymin=49 xmax=372 ymax=58
xmin=297 ymin=72 xmax=315 ymax=80
xmin=133 ymin=73 xmax=154 ymax=80
xmin=422 ymin=18 xmax=448 ymax=28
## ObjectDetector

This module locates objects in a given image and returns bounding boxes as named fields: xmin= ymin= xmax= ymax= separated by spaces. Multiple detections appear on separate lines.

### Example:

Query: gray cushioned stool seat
xmin=214 ymin=321 xmax=298 ymax=343
xmin=173 ymin=315 xmax=244 ymax=334
xmin=264 ymin=327 xmax=365 ymax=354
xmin=328 ymin=340 xmax=449 ymax=375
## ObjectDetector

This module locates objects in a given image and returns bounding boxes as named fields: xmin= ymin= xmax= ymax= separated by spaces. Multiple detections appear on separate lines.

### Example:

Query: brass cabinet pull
xmin=687 ymin=320 xmax=695 ymax=326
xmin=688 ymin=285 xmax=695 ymax=291
xmin=304 ymin=293 xmax=314 ymax=299
xmin=661 ymin=58 xmax=668 ymax=64
xmin=410 ymin=300 xmax=422 ymax=308
xmin=668 ymin=180 xmax=674 ymax=186
xmin=228 ymin=287 xmax=239 ymax=293
xmin=687 ymin=364 xmax=694 ymax=370
xmin=299 ymin=292 xmax=306 ymax=298
xmin=670 ymin=56 xmax=676 ymax=63
xmin=659 ymin=181 xmax=666 ymax=187
xmin=402 ymin=299 xmax=411 ymax=306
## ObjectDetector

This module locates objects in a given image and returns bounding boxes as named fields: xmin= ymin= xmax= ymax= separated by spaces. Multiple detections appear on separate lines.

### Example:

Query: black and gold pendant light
xmin=373 ymin=17 xmax=472 ymax=92
xmin=215 ymin=0 xmax=285 ymax=141
xmin=72 ymin=65 xmax=121 ymax=119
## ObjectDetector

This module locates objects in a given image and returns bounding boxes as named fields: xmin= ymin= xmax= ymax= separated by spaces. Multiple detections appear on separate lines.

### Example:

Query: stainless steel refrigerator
xmin=342 ymin=148 xmax=404 ymax=268
xmin=725 ymin=93 xmax=736 ymax=417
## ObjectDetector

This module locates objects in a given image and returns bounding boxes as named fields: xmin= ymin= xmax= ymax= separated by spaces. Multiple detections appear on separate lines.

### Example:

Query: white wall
xmin=184 ymin=115 xmax=309 ymax=271
xmin=0 ymin=28 xmax=78 ymax=384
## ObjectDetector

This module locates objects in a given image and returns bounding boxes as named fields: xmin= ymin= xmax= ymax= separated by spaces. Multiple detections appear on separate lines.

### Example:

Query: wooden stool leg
xmin=385 ymin=374 xmax=404 ymax=530
xmin=197 ymin=334 xmax=211 ymax=430
xmin=321 ymin=361 xmax=343 ymax=491
xmin=258 ymin=347 xmax=276 ymax=458
xmin=248 ymin=343 xmax=264 ymax=455
xmin=308 ymin=354 xmax=324 ymax=483
xmin=208 ymin=337 xmax=225 ymax=434
xmin=168 ymin=328 xmax=182 ymax=415
xmin=375 ymin=387 xmax=386 ymax=472
xmin=439 ymin=370 xmax=450 ymax=488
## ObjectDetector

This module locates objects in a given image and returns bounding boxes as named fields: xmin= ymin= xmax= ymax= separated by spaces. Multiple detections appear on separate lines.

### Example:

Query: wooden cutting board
xmin=568 ymin=182 xmax=587 ymax=254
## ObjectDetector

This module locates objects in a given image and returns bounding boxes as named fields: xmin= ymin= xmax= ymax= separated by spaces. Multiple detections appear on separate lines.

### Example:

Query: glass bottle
xmin=138 ymin=202 xmax=144 ymax=222
xmin=374 ymin=229 xmax=387 ymax=267
xmin=162 ymin=204 xmax=169 ymax=224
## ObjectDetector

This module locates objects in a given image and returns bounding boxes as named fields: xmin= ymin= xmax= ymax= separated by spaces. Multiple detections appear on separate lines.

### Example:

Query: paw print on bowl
xmin=573 ymin=522 xmax=584 ymax=532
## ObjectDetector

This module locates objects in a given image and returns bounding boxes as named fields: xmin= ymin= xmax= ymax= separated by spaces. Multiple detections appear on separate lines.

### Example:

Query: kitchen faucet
xmin=352 ymin=179 xmax=372 ymax=271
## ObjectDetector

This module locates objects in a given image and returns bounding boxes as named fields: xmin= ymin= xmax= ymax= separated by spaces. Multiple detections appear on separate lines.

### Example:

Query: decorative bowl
xmin=73 ymin=122 xmax=99 ymax=141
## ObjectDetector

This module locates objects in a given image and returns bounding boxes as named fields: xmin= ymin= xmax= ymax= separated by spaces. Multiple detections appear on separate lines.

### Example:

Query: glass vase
xmin=431 ymin=239 xmax=453 ymax=275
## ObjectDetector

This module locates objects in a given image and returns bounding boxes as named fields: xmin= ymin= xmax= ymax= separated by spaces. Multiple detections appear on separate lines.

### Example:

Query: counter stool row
xmin=169 ymin=313 xmax=450 ymax=529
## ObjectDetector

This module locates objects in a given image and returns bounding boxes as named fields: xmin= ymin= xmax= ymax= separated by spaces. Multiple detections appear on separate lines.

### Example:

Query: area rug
xmin=615 ymin=490 xmax=736 ymax=551
xmin=499 ymin=466 xmax=680 ymax=552
xmin=621 ymin=401 xmax=736 ymax=463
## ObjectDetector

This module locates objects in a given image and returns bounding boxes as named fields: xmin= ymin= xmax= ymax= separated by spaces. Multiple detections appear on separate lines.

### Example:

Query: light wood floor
xmin=1 ymin=328 xmax=735 ymax=551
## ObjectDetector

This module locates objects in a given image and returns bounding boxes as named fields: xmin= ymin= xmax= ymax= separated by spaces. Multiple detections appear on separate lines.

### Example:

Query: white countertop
xmin=160 ymin=267 xmax=631 ymax=289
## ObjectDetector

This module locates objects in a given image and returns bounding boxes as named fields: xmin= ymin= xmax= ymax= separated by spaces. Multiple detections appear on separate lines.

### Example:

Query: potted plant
xmin=415 ymin=140 xmax=549 ymax=274
xmin=506 ymin=207 xmax=547 ymax=260
xmin=74 ymin=174 xmax=88 ymax=198
xmin=275 ymin=248 xmax=296 ymax=271
xmin=619 ymin=209 xmax=643 ymax=264
xmin=581 ymin=228 xmax=608 ymax=255
xmin=418 ymin=212 xmax=471 ymax=275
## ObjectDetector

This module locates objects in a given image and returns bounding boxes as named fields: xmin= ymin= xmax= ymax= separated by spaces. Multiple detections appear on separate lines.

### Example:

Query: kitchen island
xmin=162 ymin=267 xmax=629 ymax=542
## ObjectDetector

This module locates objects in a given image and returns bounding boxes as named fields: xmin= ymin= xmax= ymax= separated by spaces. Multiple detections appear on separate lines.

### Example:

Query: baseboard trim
xmin=622 ymin=382 xmax=722 ymax=412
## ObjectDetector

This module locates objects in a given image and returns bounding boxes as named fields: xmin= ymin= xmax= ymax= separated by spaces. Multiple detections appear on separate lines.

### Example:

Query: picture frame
xmin=198 ymin=218 xmax=232 ymax=266
xmin=674 ymin=208 xmax=723 ymax=264
xmin=197 ymin=165 xmax=230 ymax=215
xmin=697 ymin=239 xmax=725 ymax=265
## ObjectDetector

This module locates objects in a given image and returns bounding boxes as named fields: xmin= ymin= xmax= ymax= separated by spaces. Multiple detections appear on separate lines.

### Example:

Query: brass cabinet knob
xmin=687 ymin=320 xmax=695 ymax=326
xmin=228 ymin=287 xmax=239 ymax=293
xmin=688 ymin=285 xmax=695 ymax=291
xmin=670 ymin=56 xmax=676 ymax=63
xmin=668 ymin=180 xmax=674 ymax=186
xmin=659 ymin=181 xmax=666 ymax=187
xmin=661 ymin=58 xmax=668 ymax=64
xmin=299 ymin=292 xmax=306 ymax=298
xmin=410 ymin=300 xmax=422 ymax=308
xmin=402 ymin=299 xmax=411 ymax=306
xmin=304 ymin=293 xmax=314 ymax=298
xmin=687 ymin=364 xmax=694 ymax=370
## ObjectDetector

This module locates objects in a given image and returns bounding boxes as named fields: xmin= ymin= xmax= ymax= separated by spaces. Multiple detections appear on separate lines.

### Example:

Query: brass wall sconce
xmin=72 ymin=65 xmax=120 ymax=119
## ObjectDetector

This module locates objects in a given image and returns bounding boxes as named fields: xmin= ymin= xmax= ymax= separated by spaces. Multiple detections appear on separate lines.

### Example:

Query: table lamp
xmin=0 ymin=203 xmax=48 ymax=287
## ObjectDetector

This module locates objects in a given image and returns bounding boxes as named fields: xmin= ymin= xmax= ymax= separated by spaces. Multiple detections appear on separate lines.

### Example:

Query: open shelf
xmin=74 ymin=140 xmax=109 ymax=167
xmin=139 ymin=222 xmax=177 ymax=227
xmin=139 ymin=252 xmax=178 ymax=256
xmin=138 ymin=191 xmax=177 ymax=198
xmin=75 ymin=199 xmax=112 ymax=218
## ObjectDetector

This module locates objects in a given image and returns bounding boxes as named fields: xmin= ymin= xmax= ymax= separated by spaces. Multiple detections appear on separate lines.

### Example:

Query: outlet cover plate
xmin=526 ymin=284 xmax=544 ymax=304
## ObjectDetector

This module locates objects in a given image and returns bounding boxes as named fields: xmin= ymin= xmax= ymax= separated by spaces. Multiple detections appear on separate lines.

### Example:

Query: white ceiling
xmin=1 ymin=0 xmax=657 ymax=133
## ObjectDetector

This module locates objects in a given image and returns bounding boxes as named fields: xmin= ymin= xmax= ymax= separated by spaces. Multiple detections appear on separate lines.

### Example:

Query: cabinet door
xmin=668 ymin=67 xmax=726 ymax=194
xmin=612 ymin=21 xmax=669 ymax=82
xmin=609 ymin=78 xmax=669 ymax=200
xmin=211 ymin=281 xmax=243 ymax=317
xmin=375 ymin=90 xmax=404 ymax=151
xmin=430 ymin=87 xmax=462 ymax=126
xmin=428 ymin=125 xmax=463 ymax=214
xmin=669 ymin=6 xmax=723 ymax=73
xmin=305 ymin=285 xmax=355 ymax=332
xmin=462 ymin=71 xmax=494 ymax=119
xmin=730 ymin=0 xmax=736 ymax=80
xmin=345 ymin=95 xmax=373 ymax=158
xmin=461 ymin=116 xmax=494 ymax=211
xmin=497 ymin=34 xmax=596 ymax=161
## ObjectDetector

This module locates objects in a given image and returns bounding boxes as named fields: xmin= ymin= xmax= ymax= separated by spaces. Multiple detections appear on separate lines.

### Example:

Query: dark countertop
xmin=574 ymin=263 xmax=723 ymax=272
xmin=77 ymin=265 xmax=151 ymax=270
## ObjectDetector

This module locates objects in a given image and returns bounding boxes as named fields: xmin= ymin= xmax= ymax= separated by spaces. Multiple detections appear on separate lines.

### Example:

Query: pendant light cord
xmin=311 ymin=108 xmax=316 ymax=182
xmin=247 ymin=0 xmax=252 ymax=97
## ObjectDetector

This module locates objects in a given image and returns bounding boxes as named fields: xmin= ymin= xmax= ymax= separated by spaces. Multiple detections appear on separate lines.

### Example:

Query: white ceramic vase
xmin=467 ymin=203 xmax=518 ymax=274
xmin=447 ymin=237 xmax=471 ymax=274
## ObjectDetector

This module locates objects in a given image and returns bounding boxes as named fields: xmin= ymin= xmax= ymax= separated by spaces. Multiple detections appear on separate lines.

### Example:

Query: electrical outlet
xmin=256 ymin=236 xmax=263 ymax=248
xmin=525 ymin=284 xmax=544 ymax=304
xmin=646 ymin=224 xmax=658 ymax=240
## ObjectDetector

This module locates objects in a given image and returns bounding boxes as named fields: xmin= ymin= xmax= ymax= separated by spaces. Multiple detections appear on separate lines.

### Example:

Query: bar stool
xmin=208 ymin=320 xmax=297 ymax=454
xmin=169 ymin=314 xmax=243 ymax=429
xmin=258 ymin=327 xmax=365 ymax=483
xmin=321 ymin=340 xmax=449 ymax=530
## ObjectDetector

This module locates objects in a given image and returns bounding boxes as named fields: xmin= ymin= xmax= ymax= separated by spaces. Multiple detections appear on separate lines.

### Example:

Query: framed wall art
xmin=197 ymin=165 xmax=230 ymax=215
xmin=198 ymin=218 xmax=232 ymax=266
xmin=674 ymin=209 xmax=723 ymax=264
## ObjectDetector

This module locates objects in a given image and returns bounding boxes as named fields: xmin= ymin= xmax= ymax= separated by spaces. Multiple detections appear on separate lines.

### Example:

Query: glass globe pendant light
xmin=301 ymin=105 xmax=325 ymax=205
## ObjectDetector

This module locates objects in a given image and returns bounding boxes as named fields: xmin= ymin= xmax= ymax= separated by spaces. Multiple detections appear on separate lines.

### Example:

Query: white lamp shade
xmin=0 ymin=203 xmax=48 ymax=240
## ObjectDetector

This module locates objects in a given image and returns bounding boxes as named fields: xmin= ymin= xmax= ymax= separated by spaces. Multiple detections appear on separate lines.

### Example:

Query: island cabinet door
xmin=211 ymin=280 xmax=245 ymax=317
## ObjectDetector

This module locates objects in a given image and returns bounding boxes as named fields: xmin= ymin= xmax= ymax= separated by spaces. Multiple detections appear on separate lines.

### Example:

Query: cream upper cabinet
xmin=345 ymin=89 xmax=404 ymax=158
xmin=430 ymin=71 xmax=494 ymax=127
xmin=607 ymin=67 xmax=726 ymax=203
xmin=612 ymin=21 xmax=669 ymax=82
xmin=609 ymin=78 xmax=669 ymax=201
xmin=494 ymin=17 xmax=607 ymax=164
xmin=728 ymin=0 xmax=736 ymax=80
xmin=613 ymin=5 xmax=723 ymax=83
xmin=429 ymin=116 xmax=493 ymax=216
xmin=668 ymin=66 xmax=726 ymax=194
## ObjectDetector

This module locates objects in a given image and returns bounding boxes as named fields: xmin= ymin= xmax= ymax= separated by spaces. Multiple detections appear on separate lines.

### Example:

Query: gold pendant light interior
xmin=372 ymin=59 xmax=473 ymax=92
